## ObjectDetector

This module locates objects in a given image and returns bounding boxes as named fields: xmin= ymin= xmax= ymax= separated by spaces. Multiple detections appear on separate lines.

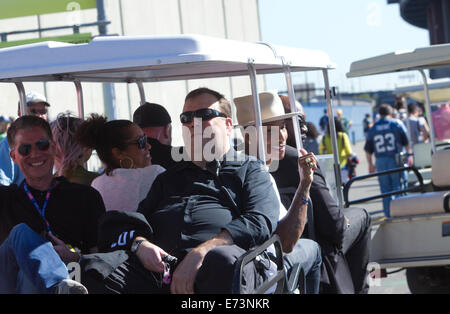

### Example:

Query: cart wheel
xmin=406 ymin=267 xmax=450 ymax=294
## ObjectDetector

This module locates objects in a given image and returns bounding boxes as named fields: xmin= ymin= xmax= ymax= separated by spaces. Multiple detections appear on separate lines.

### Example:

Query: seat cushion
xmin=432 ymin=150 xmax=450 ymax=187
xmin=390 ymin=191 xmax=450 ymax=217
xmin=413 ymin=142 xmax=432 ymax=168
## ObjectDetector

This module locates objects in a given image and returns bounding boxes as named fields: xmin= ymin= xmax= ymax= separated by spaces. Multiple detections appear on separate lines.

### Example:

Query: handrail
xmin=343 ymin=166 xmax=425 ymax=208
xmin=0 ymin=20 xmax=110 ymax=42
xmin=232 ymin=234 xmax=285 ymax=294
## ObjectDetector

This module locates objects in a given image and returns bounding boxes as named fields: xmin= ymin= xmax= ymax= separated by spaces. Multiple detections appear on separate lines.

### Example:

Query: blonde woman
xmin=50 ymin=113 xmax=99 ymax=185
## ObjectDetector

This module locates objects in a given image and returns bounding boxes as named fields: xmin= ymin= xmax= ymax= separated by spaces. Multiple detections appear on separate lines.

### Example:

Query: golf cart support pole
xmin=74 ymin=80 xmax=85 ymax=119
xmin=418 ymin=69 xmax=437 ymax=154
xmin=283 ymin=61 xmax=304 ymax=152
xmin=136 ymin=81 xmax=146 ymax=105
xmin=97 ymin=0 xmax=116 ymax=120
xmin=248 ymin=59 xmax=266 ymax=164
xmin=402 ymin=97 xmax=413 ymax=146
xmin=15 ymin=82 xmax=26 ymax=116
xmin=322 ymin=69 xmax=344 ymax=209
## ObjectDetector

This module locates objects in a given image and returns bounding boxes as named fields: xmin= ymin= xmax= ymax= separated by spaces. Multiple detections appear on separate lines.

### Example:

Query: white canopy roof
xmin=395 ymin=80 xmax=450 ymax=103
xmin=346 ymin=43 xmax=450 ymax=78
xmin=0 ymin=34 xmax=335 ymax=83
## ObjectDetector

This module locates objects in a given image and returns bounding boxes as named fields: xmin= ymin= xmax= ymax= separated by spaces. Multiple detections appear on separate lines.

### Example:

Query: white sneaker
xmin=55 ymin=278 xmax=88 ymax=294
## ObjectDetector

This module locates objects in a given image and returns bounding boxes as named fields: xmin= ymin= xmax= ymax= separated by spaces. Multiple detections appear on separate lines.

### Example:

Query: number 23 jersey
xmin=364 ymin=117 xmax=408 ymax=158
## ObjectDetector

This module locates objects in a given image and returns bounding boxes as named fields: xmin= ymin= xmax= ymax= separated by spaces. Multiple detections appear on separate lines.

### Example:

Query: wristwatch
xmin=131 ymin=239 xmax=146 ymax=253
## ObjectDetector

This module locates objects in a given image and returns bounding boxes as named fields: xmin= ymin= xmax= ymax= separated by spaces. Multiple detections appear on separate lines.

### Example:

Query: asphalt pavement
xmin=349 ymin=140 xmax=411 ymax=294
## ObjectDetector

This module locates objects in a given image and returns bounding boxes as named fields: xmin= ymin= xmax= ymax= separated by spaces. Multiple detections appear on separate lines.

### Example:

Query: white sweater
xmin=91 ymin=165 xmax=165 ymax=212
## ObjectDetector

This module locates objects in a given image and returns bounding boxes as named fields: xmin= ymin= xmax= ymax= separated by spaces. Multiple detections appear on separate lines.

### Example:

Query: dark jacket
xmin=0 ymin=177 xmax=105 ymax=252
xmin=273 ymin=145 xmax=353 ymax=293
xmin=273 ymin=145 xmax=346 ymax=250
xmin=98 ymin=149 xmax=280 ymax=259
xmin=147 ymin=137 xmax=183 ymax=170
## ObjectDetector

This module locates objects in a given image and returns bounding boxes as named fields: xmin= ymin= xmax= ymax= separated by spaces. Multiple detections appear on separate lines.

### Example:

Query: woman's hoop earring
xmin=119 ymin=156 xmax=134 ymax=169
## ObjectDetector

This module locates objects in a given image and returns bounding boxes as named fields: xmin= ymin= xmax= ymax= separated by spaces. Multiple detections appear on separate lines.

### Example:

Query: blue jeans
xmin=283 ymin=238 xmax=322 ymax=294
xmin=0 ymin=223 xmax=68 ymax=294
xmin=376 ymin=156 xmax=403 ymax=217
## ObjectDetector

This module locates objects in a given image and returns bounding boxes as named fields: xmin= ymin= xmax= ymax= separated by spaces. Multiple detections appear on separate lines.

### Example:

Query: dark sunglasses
xmin=29 ymin=108 xmax=48 ymax=115
xmin=125 ymin=134 xmax=147 ymax=150
xmin=265 ymin=118 xmax=307 ymax=129
xmin=298 ymin=117 xmax=308 ymax=128
xmin=180 ymin=108 xmax=227 ymax=124
xmin=17 ymin=139 xmax=51 ymax=156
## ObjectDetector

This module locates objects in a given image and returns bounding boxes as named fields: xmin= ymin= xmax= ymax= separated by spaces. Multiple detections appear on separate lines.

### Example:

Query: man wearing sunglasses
xmin=0 ymin=115 xmax=106 ymax=293
xmin=88 ymin=87 xmax=282 ymax=294
xmin=0 ymin=91 xmax=50 ymax=187
xmin=273 ymin=97 xmax=371 ymax=294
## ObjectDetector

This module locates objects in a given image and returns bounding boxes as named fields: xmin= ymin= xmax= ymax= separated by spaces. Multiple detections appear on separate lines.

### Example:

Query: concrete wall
xmin=0 ymin=0 xmax=265 ymax=146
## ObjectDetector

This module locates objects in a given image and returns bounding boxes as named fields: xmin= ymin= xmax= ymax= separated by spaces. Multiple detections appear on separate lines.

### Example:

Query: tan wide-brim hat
xmin=233 ymin=91 xmax=300 ymax=127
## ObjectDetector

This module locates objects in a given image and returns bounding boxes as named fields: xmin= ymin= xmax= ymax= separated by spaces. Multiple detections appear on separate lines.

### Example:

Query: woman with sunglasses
xmin=76 ymin=114 xmax=165 ymax=212
xmin=50 ymin=113 xmax=99 ymax=186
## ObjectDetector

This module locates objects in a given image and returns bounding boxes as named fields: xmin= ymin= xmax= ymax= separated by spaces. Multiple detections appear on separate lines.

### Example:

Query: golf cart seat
xmin=391 ymin=150 xmax=450 ymax=217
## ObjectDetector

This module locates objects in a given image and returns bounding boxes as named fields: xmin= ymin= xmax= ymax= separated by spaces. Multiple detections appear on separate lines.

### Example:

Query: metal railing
xmin=0 ymin=20 xmax=110 ymax=42
xmin=343 ymin=166 xmax=425 ymax=208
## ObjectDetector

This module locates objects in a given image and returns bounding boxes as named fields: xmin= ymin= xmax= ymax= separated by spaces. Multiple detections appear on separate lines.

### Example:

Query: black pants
xmin=341 ymin=207 xmax=371 ymax=294
xmin=81 ymin=245 xmax=257 ymax=294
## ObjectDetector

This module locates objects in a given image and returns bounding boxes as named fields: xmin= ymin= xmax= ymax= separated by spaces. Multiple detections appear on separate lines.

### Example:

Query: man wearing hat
xmin=234 ymin=91 xmax=322 ymax=294
xmin=133 ymin=102 xmax=181 ymax=170
xmin=0 ymin=91 xmax=50 ymax=186
xmin=254 ymin=93 xmax=370 ymax=294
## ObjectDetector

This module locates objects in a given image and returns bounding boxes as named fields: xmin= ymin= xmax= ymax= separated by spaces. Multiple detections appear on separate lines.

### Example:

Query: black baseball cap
xmin=133 ymin=102 xmax=172 ymax=128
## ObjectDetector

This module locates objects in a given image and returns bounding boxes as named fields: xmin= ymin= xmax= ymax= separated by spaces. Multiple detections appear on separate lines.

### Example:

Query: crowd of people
xmin=363 ymin=98 xmax=435 ymax=218
xmin=317 ymin=98 xmax=436 ymax=219
xmin=0 ymin=88 xmax=373 ymax=294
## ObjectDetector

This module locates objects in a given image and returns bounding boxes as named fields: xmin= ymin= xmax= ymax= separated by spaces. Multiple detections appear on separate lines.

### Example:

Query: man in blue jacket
xmin=365 ymin=104 xmax=409 ymax=217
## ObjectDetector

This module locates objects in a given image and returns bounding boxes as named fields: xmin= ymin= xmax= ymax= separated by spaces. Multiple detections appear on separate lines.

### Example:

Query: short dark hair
xmin=7 ymin=115 xmax=52 ymax=149
xmin=305 ymin=121 xmax=320 ymax=138
xmin=407 ymin=102 xmax=418 ymax=114
xmin=333 ymin=117 xmax=344 ymax=133
xmin=133 ymin=102 xmax=171 ymax=128
xmin=378 ymin=104 xmax=392 ymax=117
xmin=185 ymin=87 xmax=232 ymax=118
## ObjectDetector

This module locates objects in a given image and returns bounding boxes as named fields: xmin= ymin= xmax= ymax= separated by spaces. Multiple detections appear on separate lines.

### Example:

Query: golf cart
xmin=0 ymin=34 xmax=343 ymax=293
xmin=394 ymin=80 xmax=450 ymax=187
xmin=346 ymin=44 xmax=450 ymax=293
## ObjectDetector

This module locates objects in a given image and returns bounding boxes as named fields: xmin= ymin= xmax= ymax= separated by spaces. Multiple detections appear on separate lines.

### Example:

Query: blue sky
xmin=258 ymin=0 xmax=430 ymax=93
